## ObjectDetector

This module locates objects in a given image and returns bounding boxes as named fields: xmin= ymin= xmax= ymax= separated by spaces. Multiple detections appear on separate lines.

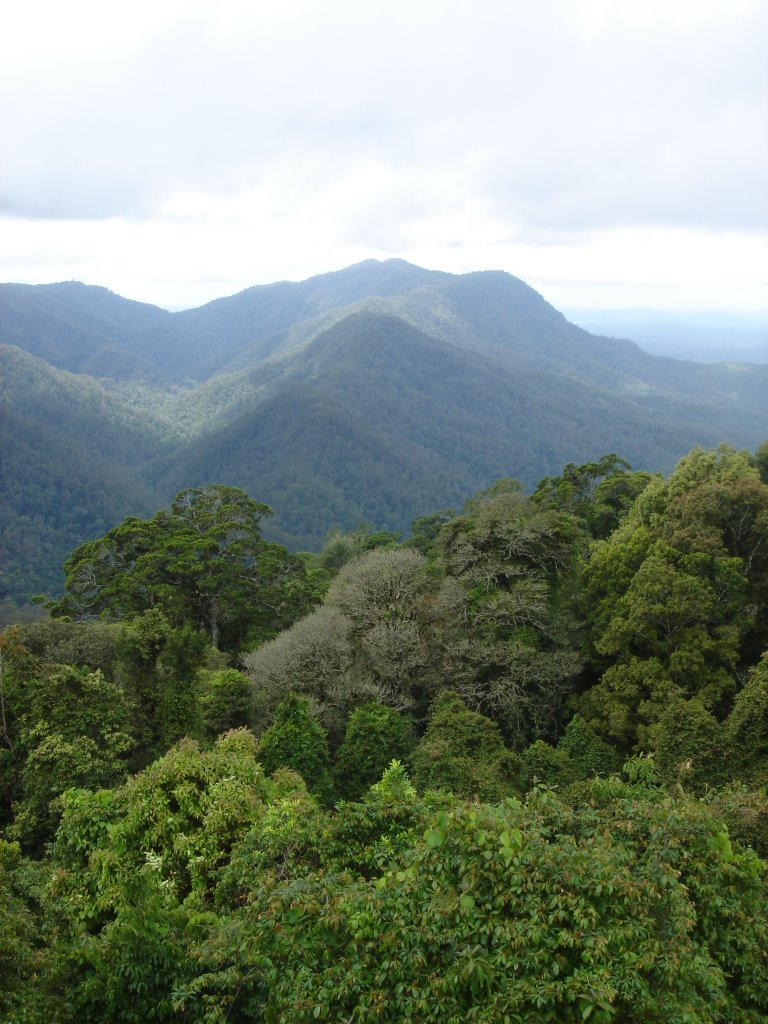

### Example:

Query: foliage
xmin=557 ymin=713 xmax=622 ymax=780
xmin=184 ymin=779 xmax=768 ymax=1024
xmin=333 ymin=702 xmax=416 ymax=801
xmin=579 ymin=445 xmax=768 ymax=749
xmin=653 ymin=698 xmax=727 ymax=792
xmin=433 ymin=485 xmax=584 ymax=744
xmin=4 ymin=440 xmax=768 ymax=1018
xmin=520 ymin=739 xmax=572 ymax=790
xmin=407 ymin=508 xmax=455 ymax=554
xmin=724 ymin=653 xmax=768 ymax=787
xmin=410 ymin=692 xmax=520 ymax=802
xmin=46 ymin=485 xmax=310 ymax=653
xmin=14 ymin=618 xmax=121 ymax=677
xmin=532 ymin=453 xmax=656 ymax=539
xmin=0 ymin=840 xmax=52 ymax=1022
xmin=315 ymin=522 xmax=401 ymax=573
xmin=258 ymin=694 xmax=335 ymax=805
xmin=326 ymin=547 xmax=437 ymax=713
xmin=113 ymin=609 xmax=209 ymax=760
xmin=9 ymin=666 xmax=135 ymax=851
xmin=244 ymin=604 xmax=357 ymax=737
xmin=52 ymin=729 xmax=271 ymax=912
xmin=199 ymin=668 xmax=254 ymax=740
xmin=706 ymin=784 xmax=768 ymax=860
xmin=520 ymin=716 xmax=620 ymax=791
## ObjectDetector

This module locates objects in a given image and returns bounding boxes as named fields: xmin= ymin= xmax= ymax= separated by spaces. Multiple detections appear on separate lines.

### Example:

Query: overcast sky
xmin=1 ymin=0 xmax=766 ymax=313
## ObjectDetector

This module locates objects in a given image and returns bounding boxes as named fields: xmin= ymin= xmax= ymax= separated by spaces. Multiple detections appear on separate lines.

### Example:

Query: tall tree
xmin=579 ymin=446 xmax=768 ymax=748
xmin=47 ymin=485 xmax=310 ymax=652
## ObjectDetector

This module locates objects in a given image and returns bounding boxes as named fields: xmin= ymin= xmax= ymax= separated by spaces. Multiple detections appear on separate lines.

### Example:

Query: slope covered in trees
xmin=2 ymin=260 xmax=768 ymax=609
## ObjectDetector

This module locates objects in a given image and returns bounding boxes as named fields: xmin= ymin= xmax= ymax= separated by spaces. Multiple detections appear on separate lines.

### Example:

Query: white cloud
xmin=1 ymin=0 xmax=766 ymax=312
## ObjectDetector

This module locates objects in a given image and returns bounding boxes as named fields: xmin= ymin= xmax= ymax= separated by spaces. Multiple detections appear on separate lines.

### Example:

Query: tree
xmin=52 ymin=729 xmax=272 ymax=906
xmin=47 ymin=485 xmax=310 ymax=653
xmin=113 ymin=609 xmax=209 ymax=760
xmin=724 ymin=653 xmax=768 ymax=787
xmin=333 ymin=703 xmax=415 ymax=801
xmin=258 ymin=695 xmax=334 ymax=805
xmin=48 ymin=730 xmax=277 ymax=1019
xmin=532 ymin=454 xmax=655 ymax=539
xmin=556 ymin=713 xmax=622 ymax=779
xmin=188 ymin=778 xmax=768 ymax=1023
xmin=407 ymin=508 xmax=455 ymax=554
xmin=316 ymin=522 xmax=401 ymax=574
xmin=243 ymin=605 xmax=357 ymax=738
xmin=519 ymin=715 xmax=620 ymax=790
xmin=199 ymin=669 xmax=254 ymax=741
xmin=433 ymin=486 xmax=584 ymax=744
xmin=15 ymin=618 xmax=121 ymax=678
xmin=410 ymin=692 xmax=520 ymax=802
xmin=579 ymin=447 xmax=768 ymax=749
xmin=0 ymin=840 xmax=52 ymax=1022
xmin=326 ymin=547 xmax=438 ymax=716
xmin=653 ymin=698 xmax=727 ymax=792
xmin=10 ymin=666 xmax=135 ymax=850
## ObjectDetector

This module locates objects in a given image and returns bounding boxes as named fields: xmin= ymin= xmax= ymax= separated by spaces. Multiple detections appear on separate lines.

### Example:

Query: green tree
xmin=0 ymin=840 xmax=52 ymax=1023
xmin=114 ymin=609 xmax=208 ymax=760
xmin=10 ymin=666 xmax=135 ymax=850
xmin=579 ymin=446 xmax=768 ymax=749
xmin=434 ymin=485 xmax=584 ymax=743
xmin=48 ymin=731 xmax=276 ymax=1020
xmin=15 ymin=618 xmax=121 ymax=678
xmin=520 ymin=738 xmax=572 ymax=789
xmin=532 ymin=453 xmax=655 ymax=539
xmin=333 ymin=703 xmax=415 ymax=801
xmin=188 ymin=778 xmax=768 ymax=1023
xmin=557 ymin=713 xmax=621 ymax=779
xmin=258 ymin=695 xmax=334 ymax=805
xmin=724 ymin=653 xmax=768 ymax=787
xmin=316 ymin=522 xmax=401 ymax=574
xmin=410 ymin=691 xmax=520 ymax=802
xmin=47 ymin=485 xmax=309 ymax=653
xmin=53 ymin=729 xmax=271 ymax=908
xmin=199 ymin=668 xmax=254 ymax=741
xmin=519 ymin=715 xmax=620 ymax=791
xmin=653 ymin=698 xmax=727 ymax=792
xmin=407 ymin=508 xmax=455 ymax=554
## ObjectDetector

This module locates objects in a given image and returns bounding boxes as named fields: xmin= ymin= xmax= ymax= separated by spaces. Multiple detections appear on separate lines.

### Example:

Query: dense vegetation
xmin=1 ymin=443 xmax=767 ymax=1021
xmin=3 ymin=260 xmax=768 ymax=611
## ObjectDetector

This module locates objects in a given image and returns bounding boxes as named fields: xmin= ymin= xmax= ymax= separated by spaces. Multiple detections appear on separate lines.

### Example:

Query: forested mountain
xmin=2 ymin=259 xmax=767 ymax=606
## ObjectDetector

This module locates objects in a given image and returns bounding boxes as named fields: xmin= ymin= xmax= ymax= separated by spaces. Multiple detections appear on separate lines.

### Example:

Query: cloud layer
xmin=2 ymin=0 xmax=766 ymax=310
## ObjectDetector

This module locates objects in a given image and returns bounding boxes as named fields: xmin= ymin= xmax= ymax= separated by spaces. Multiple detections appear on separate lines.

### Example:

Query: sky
xmin=1 ymin=0 xmax=767 ymax=313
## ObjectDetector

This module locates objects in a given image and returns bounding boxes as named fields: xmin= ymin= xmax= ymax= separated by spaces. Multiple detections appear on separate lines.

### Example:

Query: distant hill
xmin=564 ymin=309 xmax=768 ymax=364
xmin=0 ymin=345 xmax=167 ymax=599
xmin=162 ymin=310 xmax=737 ymax=549
xmin=2 ymin=259 xmax=767 ymax=605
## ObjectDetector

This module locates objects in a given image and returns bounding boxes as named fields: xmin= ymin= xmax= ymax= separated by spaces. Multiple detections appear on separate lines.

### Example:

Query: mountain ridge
xmin=2 ymin=259 xmax=766 ymax=605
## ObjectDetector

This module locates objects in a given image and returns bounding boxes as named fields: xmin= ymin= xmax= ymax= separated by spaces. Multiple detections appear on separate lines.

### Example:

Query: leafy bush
xmin=333 ymin=702 xmax=415 ymax=801
xmin=199 ymin=668 xmax=254 ymax=740
xmin=410 ymin=692 xmax=520 ymax=801
xmin=258 ymin=695 xmax=334 ymax=805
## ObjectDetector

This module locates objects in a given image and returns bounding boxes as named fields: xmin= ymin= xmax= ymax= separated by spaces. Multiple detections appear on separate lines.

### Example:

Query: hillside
xmin=163 ymin=311 xmax=734 ymax=549
xmin=2 ymin=259 xmax=767 ymax=605
xmin=0 ymin=345 xmax=169 ymax=599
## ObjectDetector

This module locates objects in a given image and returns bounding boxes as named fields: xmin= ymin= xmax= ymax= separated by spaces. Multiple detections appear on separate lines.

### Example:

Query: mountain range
xmin=2 ymin=258 xmax=767 ymax=609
